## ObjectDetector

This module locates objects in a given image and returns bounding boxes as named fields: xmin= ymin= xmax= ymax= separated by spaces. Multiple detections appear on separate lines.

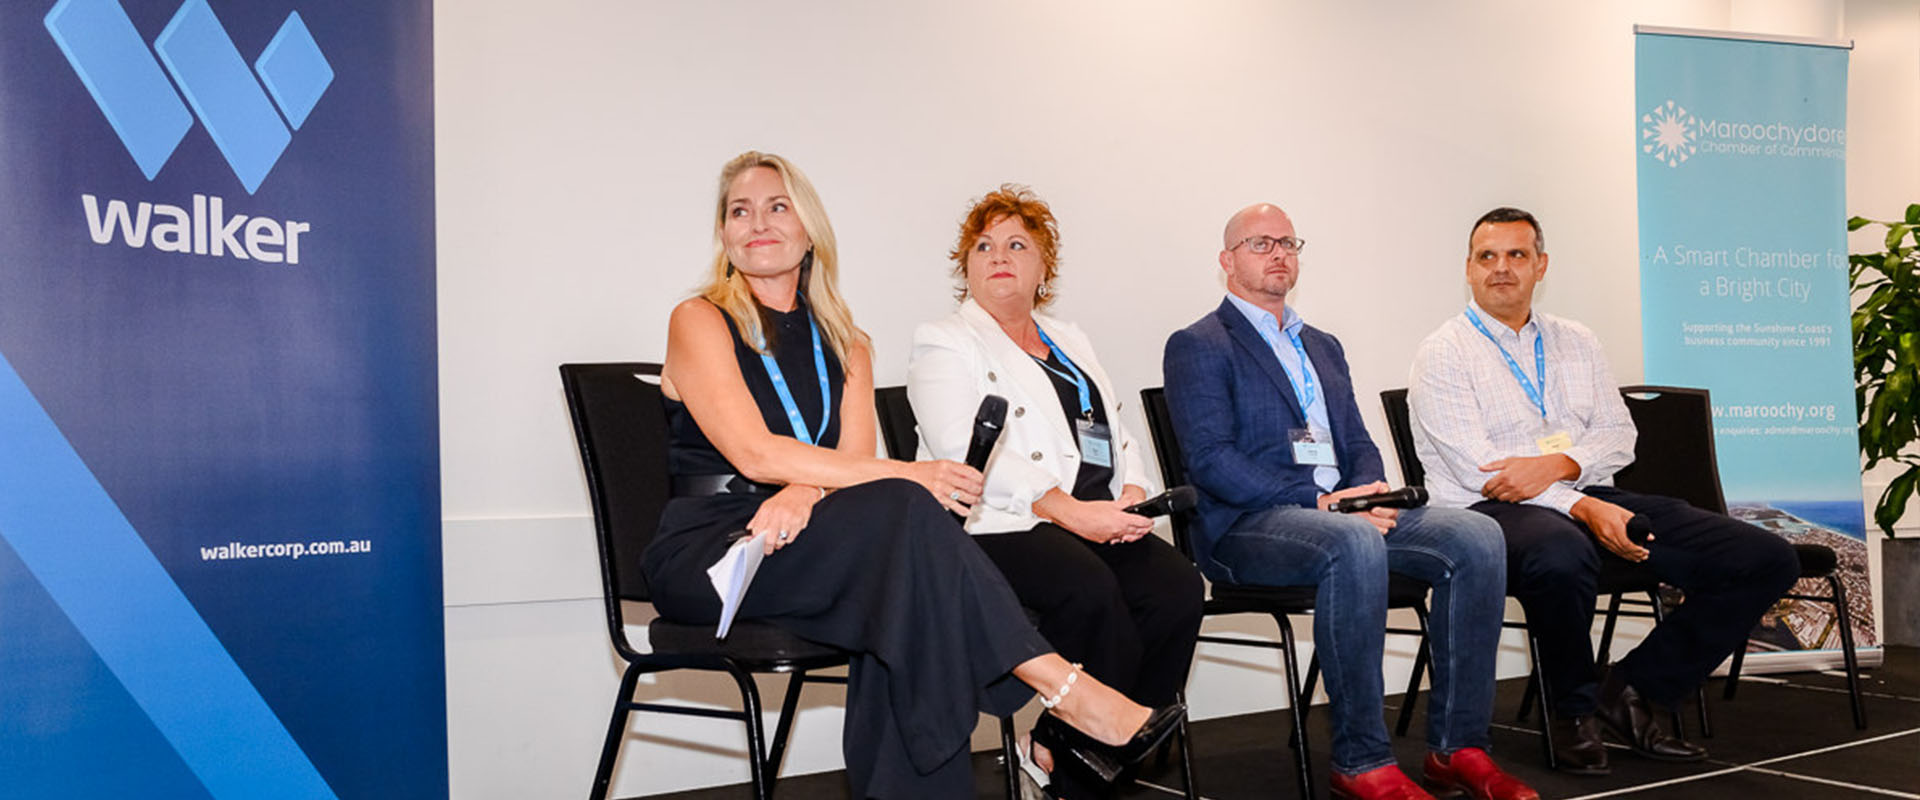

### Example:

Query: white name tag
xmin=1077 ymin=419 xmax=1114 ymax=468
xmin=1290 ymin=427 xmax=1337 ymax=466
xmin=1536 ymin=431 xmax=1573 ymax=455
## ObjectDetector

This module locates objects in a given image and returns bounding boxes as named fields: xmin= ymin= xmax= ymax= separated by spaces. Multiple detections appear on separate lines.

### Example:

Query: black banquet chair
xmin=872 ymin=385 xmax=1197 ymax=800
xmin=1612 ymin=384 xmax=1865 ymax=729
xmin=561 ymin=362 xmax=849 ymax=800
xmin=1140 ymin=386 xmax=1432 ymax=800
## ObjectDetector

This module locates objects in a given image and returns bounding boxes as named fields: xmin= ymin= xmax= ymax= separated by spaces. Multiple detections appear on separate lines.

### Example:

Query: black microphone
xmin=1124 ymin=486 xmax=1197 ymax=519
xmin=1331 ymin=486 xmax=1429 ymax=513
xmin=963 ymin=394 xmax=1009 ymax=472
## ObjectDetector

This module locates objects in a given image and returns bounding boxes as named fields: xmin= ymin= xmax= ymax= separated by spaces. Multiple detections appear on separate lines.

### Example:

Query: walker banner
xmin=0 ymin=1 xmax=442 ymax=798
xmin=1635 ymin=30 xmax=1876 ymax=667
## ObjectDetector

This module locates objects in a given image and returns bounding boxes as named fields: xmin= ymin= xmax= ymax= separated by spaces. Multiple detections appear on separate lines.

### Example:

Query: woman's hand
xmin=1041 ymin=492 xmax=1154 ymax=545
xmin=901 ymin=460 xmax=984 ymax=516
xmin=746 ymin=484 xmax=823 ymax=556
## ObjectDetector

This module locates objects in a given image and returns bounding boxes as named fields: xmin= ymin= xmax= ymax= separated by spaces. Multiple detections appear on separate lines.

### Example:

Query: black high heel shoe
xmin=1031 ymin=702 xmax=1186 ymax=784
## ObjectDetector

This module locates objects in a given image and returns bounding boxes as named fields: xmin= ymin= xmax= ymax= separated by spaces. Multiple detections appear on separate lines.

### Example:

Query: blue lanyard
xmin=1031 ymin=326 xmax=1093 ymax=418
xmin=1466 ymin=309 xmax=1546 ymax=419
xmin=759 ymin=311 xmax=832 ymax=445
xmin=1281 ymin=326 xmax=1318 ymax=411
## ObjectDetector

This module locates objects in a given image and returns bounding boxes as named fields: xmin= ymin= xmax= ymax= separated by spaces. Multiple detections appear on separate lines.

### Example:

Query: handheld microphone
xmin=1331 ymin=486 xmax=1429 ymax=513
xmin=1124 ymin=486 xmax=1197 ymax=519
xmin=963 ymin=394 xmax=1009 ymax=472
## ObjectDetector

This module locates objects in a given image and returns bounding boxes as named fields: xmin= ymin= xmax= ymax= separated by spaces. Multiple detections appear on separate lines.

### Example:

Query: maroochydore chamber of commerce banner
xmin=0 ymin=1 xmax=442 ymax=798
xmin=1635 ymin=29 xmax=1876 ymax=667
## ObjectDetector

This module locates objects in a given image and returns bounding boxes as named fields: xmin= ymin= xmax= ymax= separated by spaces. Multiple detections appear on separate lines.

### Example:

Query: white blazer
xmin=907 ymin=298 xmax=1156 ymax=534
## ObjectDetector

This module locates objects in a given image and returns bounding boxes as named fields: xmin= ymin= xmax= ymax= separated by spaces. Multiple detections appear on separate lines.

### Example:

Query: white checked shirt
xmin=1407 ymin=301 xmax=1638 ymax=515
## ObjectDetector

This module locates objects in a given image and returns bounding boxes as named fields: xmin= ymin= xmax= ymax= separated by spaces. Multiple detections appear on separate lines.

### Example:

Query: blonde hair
xmin=698 ymin=151 xmax=867 ymax=361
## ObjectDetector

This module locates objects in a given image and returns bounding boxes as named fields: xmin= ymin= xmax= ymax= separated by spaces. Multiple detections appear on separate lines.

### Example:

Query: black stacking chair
xmin=561 ymin=362 xmax=849 ymax=800
xmin=872 ymin=386 xmax=1198 ymax=800
xmin=1140 ymin=387 xmax=1432 ymax=800
xmin=1380 ymin=388 xmax=1699 ymax=768
xmin=1613 ymin=385 xmax=1865 ymax=729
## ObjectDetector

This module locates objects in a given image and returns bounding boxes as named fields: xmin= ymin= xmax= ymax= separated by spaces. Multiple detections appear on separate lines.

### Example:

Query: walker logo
xmin=45 ymin=0 xmax=334 ymax=194
xmin=1641 ymin=99 xmax=1697 ymax=168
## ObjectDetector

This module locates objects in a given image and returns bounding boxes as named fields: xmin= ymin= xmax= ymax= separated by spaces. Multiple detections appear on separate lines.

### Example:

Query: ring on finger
xmin=949 ymin=490 xmax=961 ymax=502
xmin=777 ymin=530 xmax=790 ymax=542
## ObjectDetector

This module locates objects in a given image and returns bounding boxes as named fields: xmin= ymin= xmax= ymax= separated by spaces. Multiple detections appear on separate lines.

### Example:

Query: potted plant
xmin=1850 ymin=206 xmax=1920 ymax=644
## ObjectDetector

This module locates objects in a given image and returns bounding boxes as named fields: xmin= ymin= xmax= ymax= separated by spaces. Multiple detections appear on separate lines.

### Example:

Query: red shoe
xmin=1330 ymin=764 xmax=1434 ymax=800
xmin=1422 ymin=748 xmax=1540 ymax=800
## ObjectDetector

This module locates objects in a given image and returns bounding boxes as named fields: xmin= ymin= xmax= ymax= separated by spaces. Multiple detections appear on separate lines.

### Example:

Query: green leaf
xmin=1874 ymin=466 xmax=1919 ymax=537
xmin=1888 ymin=225 xmax=1911 ymax=250
xmin=1900 ymin=333 xmax=1920 ymax=369
xmin=1909 ymin=204 xmax=1920 ymax=224
xmin=1850 ymin=215 xmax=1875 ymax=231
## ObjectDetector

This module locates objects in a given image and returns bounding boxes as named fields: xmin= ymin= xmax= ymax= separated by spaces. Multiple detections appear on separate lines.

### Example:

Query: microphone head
xmin=975 ymin=394 xmax=1008 ymax=429
xmin=1165 ymin=486 xmax=1197 ymax=513
xmin=1405 ymin=486 xmax=1429 ymax=505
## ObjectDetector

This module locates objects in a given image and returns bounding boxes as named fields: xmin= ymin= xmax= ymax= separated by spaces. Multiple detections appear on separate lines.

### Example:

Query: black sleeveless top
xmin=665 ymin=300 xmax=845 ymax=478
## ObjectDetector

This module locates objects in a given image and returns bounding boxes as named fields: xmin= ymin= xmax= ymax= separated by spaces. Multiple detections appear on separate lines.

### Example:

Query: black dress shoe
xmin=1548 ymin=715 xmax=1611 ymax=775
xmin=1032 ymin=703 xmax=1186 ymax=783
xmin=1594 ymin=672 xmax=1707 ymax=762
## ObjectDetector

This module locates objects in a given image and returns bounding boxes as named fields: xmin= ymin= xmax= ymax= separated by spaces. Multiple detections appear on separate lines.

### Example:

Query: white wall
xmin=435 ymin=1 xmax=1920 ymax=797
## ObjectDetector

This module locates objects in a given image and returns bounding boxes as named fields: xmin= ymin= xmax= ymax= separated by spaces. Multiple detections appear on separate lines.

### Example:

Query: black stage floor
xmin=635 ymin=645 xmax=1920 ymax=799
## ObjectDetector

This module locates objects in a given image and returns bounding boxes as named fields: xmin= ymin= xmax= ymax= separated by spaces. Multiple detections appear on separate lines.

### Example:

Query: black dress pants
xmin=645 ymin=479 xmax=1052 ymax=799
xmin=1473 ymin=486 xmax=1799 ymax=715
xmin=973 ymin=524 xmax=1204 ymax=798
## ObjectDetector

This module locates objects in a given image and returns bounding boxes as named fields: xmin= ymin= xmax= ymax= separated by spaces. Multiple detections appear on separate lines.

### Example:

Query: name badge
xmin=1076 ymin=419 xmax=1114 ymax=468
xmin=1290 ymin=427 xmax=1337 ymax=466
xmin=1536 ymin=431 xmax=1573 ymax=455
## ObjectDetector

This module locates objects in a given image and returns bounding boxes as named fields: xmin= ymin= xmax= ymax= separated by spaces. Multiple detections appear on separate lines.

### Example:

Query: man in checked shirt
xmin=1408 ymin=207 xmax=1799 ymax=775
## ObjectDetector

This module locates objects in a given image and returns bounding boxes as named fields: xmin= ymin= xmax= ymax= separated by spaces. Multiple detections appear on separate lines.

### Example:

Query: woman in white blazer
xmin=907 ymin=186 xmax=1203 ymax=799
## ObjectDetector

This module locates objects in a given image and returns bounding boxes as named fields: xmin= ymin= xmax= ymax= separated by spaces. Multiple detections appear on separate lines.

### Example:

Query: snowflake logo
xmin=1642 ymin=100 xmax=1696 ymax=168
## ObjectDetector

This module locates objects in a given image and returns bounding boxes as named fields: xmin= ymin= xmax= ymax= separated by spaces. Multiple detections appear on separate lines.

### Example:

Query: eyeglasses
xmin=1232 ymin=235 xmax=1306 ymax=256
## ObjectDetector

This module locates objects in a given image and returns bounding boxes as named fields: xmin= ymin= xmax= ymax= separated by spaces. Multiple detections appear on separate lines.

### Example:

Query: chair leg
xmin=1828 ymin=575 xmax=1868 ymax=729
xmin=1723 ymin=647 xmax=1747 ymax=700
xmin=1528 ymin=632 xmax=1558 ymax=771
xmin=723 ymin=667 xmax=773 ymax=800
xmin=762 ymin=672 xmax=810 ymax=783
xmin=1275 ymin=614 xmax=1315 ymax=800
xmin=589 ymin=663 xmax=645 ymax=800
xmin=1595 ymin=593 xmax=1625 ymax=665
xmin=999 ymin=715 xmax=1021 ymax=800
xmin=1175 ymin=689 xmax=1198 ymax=800
xmin=1516 ymin=672 xmax=1538 ymax=722
xmin=1396 ymin=607 xmax=1433 ymax=737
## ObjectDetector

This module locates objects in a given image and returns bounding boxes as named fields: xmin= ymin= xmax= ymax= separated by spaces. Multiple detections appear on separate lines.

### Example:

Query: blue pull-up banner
xmin=0 ymin=1 xmax=443 ymax=797
xmin=1636 ymin=29 xmax=1877 ymax=665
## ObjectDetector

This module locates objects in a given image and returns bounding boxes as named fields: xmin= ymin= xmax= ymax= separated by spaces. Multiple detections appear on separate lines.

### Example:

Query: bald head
xmin=1224 ymin=203 xmax=1291 ymax=248
xmin=1218 ymin=203 xmax=1302 ymax=313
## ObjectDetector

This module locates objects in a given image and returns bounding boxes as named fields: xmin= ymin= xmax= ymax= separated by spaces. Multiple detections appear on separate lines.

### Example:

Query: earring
xmin=1036 ymin=283 xmax=1052 ymax=298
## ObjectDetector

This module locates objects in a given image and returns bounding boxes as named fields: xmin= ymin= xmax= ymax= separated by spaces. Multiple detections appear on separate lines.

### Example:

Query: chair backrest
xmin=1138 ymin=387 xmax=1199 ymax=559
xmin=1612 ymin=384 xmax=1728 ymax=514
xmin=559 ymin=362 xmax=670 ymax=607
xmin=873 ymin=385 xmax=919 ymax=461
xmin=1378 ymin=388 xmax=1426 ymax=488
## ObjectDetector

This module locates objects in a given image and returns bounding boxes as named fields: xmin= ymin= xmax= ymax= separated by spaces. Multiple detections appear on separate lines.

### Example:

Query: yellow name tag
xmin=1536 ymin=431 xmax=1573 ymax=455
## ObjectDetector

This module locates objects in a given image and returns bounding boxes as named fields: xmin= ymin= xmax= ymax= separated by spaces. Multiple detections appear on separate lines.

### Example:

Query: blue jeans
xmin=1207 ymin=506 xmax=1506 ymax=775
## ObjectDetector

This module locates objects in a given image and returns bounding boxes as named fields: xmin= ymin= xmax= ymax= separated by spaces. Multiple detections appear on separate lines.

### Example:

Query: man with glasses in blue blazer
xmin=1162 ymin=203 xmax=1535 ymax=800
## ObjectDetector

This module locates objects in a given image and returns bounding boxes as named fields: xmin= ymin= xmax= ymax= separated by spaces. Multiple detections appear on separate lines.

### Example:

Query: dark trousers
xmin=646 ymin=479 xmax=1052 ymax=799
xmin=1473 ymin=486 xmax=1800 ymax=714
xmin=973 ymin=524 xmax=1203 ymax=798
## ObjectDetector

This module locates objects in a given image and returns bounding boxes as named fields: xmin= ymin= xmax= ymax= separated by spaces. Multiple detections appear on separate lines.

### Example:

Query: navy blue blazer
xmin=1161 ymin=298 xmax=1386 ymax=572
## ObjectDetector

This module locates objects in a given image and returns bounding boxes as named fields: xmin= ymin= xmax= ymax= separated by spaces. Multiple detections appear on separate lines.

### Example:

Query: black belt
xmin=672 ymin=473 xmax=780 ymax=497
